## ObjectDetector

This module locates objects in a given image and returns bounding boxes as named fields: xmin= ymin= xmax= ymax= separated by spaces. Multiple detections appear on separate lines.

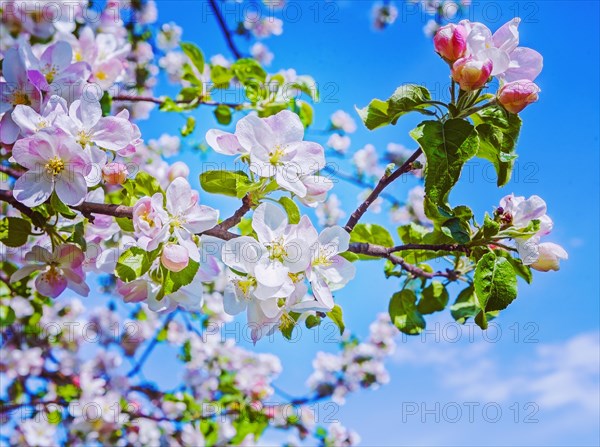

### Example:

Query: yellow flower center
xmin=279 ymin=312 xmax=295 ymax=332
xmin=77 ymin=130 xmax=92 ymax=147
xmin=312 ymin=249 xmax=333 ymax=267
xmin=235 ymin=277 xmax=257 ymax=298
xmin=44 ymin=157 xmax=65 ymax=176
xmin=12 ymin=91 xmax=30 ymax=106
xmin=268 ymin=239 xmax=287 ymax=262
xmin=96 ymin=71 xmax=107 ymax=81
xmin=269 ymin=144 xmax=286 ymax=165
xmin=44 ymin=66 xmax=58 ymax=84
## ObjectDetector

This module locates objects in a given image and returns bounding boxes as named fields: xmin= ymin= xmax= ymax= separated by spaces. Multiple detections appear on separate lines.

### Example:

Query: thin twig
xmin=344 ymin=148 xmax=423 ymax=232
xmin=208 ymin=0 xmax=243 ymax=60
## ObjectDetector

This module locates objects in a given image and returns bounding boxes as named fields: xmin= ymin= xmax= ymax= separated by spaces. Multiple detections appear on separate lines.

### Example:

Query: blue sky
xmin=135 ymin=1 xmax=600 ymax=445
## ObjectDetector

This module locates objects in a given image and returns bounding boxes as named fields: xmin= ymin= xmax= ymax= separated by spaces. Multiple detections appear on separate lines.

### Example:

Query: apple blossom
xmin=12 ymin=128 xmax=92 ymax=207
xmin=497 ymin=79 xmax=541 ymax=114
xmin=530 ymin=242 xmax=569 ymax=272
xmin=206 ymin=110 xmax=326 ymax=198
xmin=295 ymin=220 xmax=356 ymax=309
xmin=251 ymin=202 xmax=312 ymax=291
xmin=56 ymin=97 xmax=137 ymax=151
xmin=11 ymin=95 xmax=67 ymax=136
xmin=434 ymin=23 xmax=468 ymax=62
xmin=327 ymin=133 xmax=351 ymax=153
xmin=161 ymin=243 xmax=190 ymax=272
xmin=459 ymin=18 xmax=543 ymax=82
xmin=330 ymin=110 xmax=357 ymax=134
xmin=168 ymin=160 xmax=190 ymax=181
xmin=451 ymin=56 xmax=493 ymax=91
xmin=156 ymin=22 xmax=183 ymax=50
xmin=250 ymin=42 xmax=275 ymax=65
xmin=102 ymin=162 xmax=129 ymax=185
xmin=0 ymin=47 xmax=42 ymax=143
xmin=11 ymin=244 xmax=90 ymax=298
xmin=316 ymin=194 xmax=346 ymax=227
xmin=25 ymin=41 xmax=91 ymax=101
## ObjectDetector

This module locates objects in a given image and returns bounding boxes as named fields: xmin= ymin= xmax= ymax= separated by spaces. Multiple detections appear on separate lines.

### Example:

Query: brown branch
xmin=0 ymin=190 xmax=238 ymax=241
xmin=390 ymin=243 xmax=471 ymax=255
xmin=111 ymin=94 xmax=242 ymax=109
xmin=344 ymin=148 xmax=423 ymax=232
xmin=219 ymin=194 xmax=252 ymax=230
xmin=348 ymin=243 xmax=460 ymax=280
xmin=208 ymin=0 xmax=243 ymax=60
xmin=0 ymin=165 xmax=24 ymax=179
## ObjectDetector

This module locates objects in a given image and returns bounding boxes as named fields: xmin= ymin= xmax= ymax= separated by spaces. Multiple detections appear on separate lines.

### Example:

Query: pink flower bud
xmin=451 ymin=57 xmax=493 ymax=91
xmin=497 ymin=80 xmax=540 ymax=114
xmin=434 ymin=24 xmax=468 ymax=62
xmin=102 ymin=162 xmax=129 ymax=185
xmin=161 ymin=244 xmax=189 ymax=272
xmin=168 ymin=161 xmax=190 ymax=182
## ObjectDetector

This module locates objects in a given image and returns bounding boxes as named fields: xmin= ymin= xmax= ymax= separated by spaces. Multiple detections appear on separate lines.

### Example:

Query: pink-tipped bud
xmin=161 ymin=243 xmax=189 ymax=272
xmin=452 ymin=57 xmax=493 ymax=91
xmin=102 ymin=162 xmax=129 ymax=185
xmin=168 ymin=161 xmax=190 ymax=182
xmin=434 ymin=24 xmax=468 ymax=62
xmin=497 ymin=80 xmax=540 ymax=114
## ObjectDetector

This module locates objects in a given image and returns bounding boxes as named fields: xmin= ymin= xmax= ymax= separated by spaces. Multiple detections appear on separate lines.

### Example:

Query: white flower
xmin=327 ymin=134 xmax=351 ymax=154
xmin=330 ymin=110 xmax=357 ymax=133
xmin=206 ymin=110 xmax=326 ymax=198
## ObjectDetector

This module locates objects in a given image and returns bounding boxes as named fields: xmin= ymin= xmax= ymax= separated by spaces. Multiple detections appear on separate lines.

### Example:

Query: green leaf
xmin=180 ymin=42 xmax=205 ymax=74
xmin=305 ymin=314 xmax=322 ymax=329
xmin=450 ymin=285 xmax=480 ymax=324
xmin=297 ymin=100 xmax=313 ymax=127
xmin=180 ymin=116 xmax=196 ymax=137
xmin=326 ymin=305 xmax=345 ymax=335
xmin=214 ymin=105 xmax=232 ymax=125
xmin=211 ymin=65 xmax=234 ymax=86
xmin=357 ymin=85 xmax=433 ymax=130
xmin=50 ymin=192 xmax=77 ymax=218
xmin=100 ymin=91 xmax=112 ymax=116
xmin=0 ymin=305 xmax=16 ymax=326
xmin=350 ymin=223 xmax=394 ymax=246
xmin=0 ymin=217 xmax=31 ymax=247
xmin=389 ymin=289 xmax=425 ymax=335
xmin=350 ymin=223 xmax=394 ymax=260
xmin=115 ymin=247 xmax=155 ymax=282
xmin=116 ymin=217 xmax=134 ymax=232
xmin=410 ymin=119 xmax=479 ymax=221
xmin=417 ymin=281 xmax=449 ymax=314
xmin=231 ymin=58 xmax=267 ymax=84
xmin=474 ymin=252 xmax=518 ymax=312
xmin=278 ymin=197 xmax=300 ymax=224
xmin=441 ymin=217 xmax=471 ymax=244
xmin=162 ymin=260 xmax=200 ymax=295
xmin=199 ymin=170 xmax=255 ymax=198
xmin=472 ymin=106 xmax=522 ymax=186
xmin=500 ymin=253 xmax=533 ymax=284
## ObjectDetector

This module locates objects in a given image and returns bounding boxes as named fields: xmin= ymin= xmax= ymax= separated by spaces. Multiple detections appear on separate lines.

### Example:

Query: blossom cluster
xmin=307 ymin=313 xmax=397 ymax=404
xmin=497 ymin=194 xmax=568 ymax=272
xmin=434 ymin=18 xmax=543 ymax=112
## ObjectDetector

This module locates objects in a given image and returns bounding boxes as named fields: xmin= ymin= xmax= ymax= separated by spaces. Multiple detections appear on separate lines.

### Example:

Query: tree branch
xmin=208 ymin=0 xmax=243 ymax=60
xmin=0 ymin=190 xmax=239 ymax=241
xmin=348 ymin=243 xmax=460 ymax=280
xmin=344 ymin=148 xmax=423 ymax=232
xmin=219 ymin=194 xmax=252 ymax=230
xmin=111 ymin=94 xmax=242 ymax=109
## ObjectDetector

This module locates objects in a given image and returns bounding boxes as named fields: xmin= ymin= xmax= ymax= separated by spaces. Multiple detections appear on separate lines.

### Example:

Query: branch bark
xmin=344 ymin=148 xmax=423 ymax=232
